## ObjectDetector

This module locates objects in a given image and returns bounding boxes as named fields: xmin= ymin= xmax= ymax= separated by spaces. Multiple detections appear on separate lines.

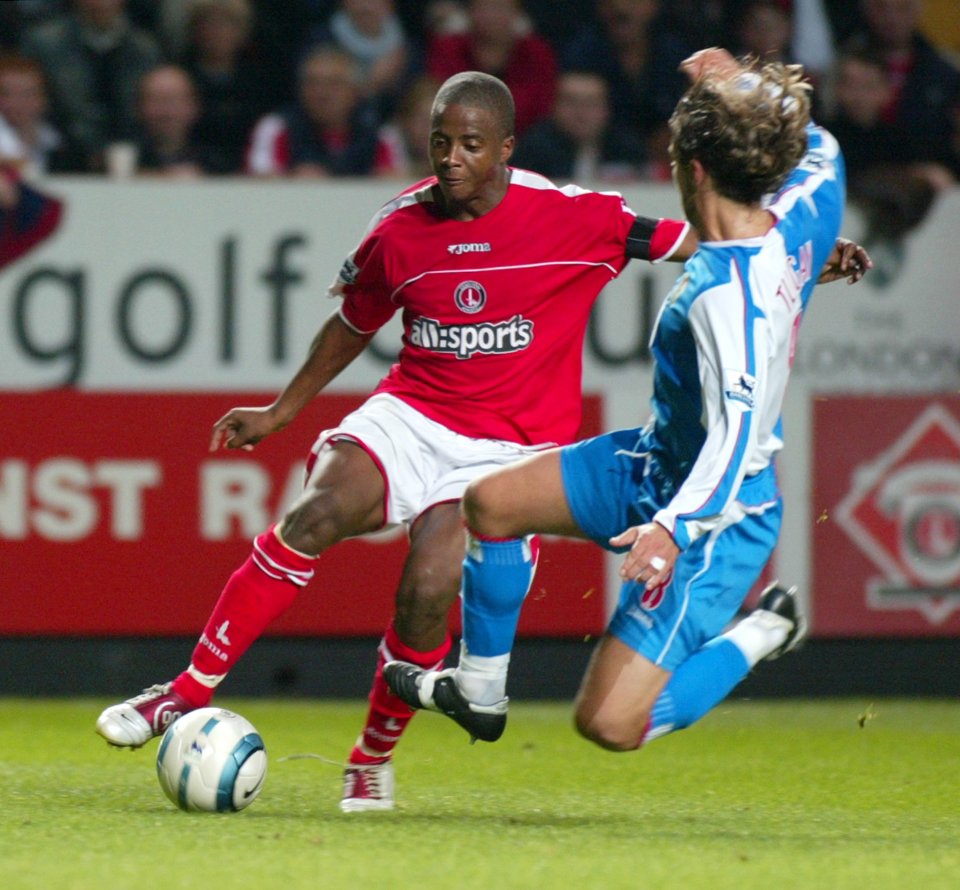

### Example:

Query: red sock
xmin=348 ymin=622 xmax=451 ymax=765
xmin=171 ymin=526 xmax=315 ymax=706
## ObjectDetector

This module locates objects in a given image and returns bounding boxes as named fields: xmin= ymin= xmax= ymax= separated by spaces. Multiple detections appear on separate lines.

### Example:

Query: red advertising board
xmin=813 ymin=396 xmax=960 ymax=636
xmin=1 ymin=391 xmax=606 ymax=637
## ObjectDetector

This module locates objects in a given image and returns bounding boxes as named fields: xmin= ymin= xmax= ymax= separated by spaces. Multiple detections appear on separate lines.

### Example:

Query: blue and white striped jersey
xmin=650 ymin=124 xmax=846 ymax=550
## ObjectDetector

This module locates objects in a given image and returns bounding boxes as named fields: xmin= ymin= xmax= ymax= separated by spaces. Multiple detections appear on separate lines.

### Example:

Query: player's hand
xmin=818 ymin=237 xmax=873 ymax=285
xmin=680 ymin=47 xmax=741 ymax=83
xmin=610 ymin=522 xmax=679 ymax=591
xmin=209 ymin=406 xmax=285 ymax=452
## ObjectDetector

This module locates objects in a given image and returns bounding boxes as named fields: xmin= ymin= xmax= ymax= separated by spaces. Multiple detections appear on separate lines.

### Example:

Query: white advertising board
xmin=2 ymin=178 xmax=958 ymax=619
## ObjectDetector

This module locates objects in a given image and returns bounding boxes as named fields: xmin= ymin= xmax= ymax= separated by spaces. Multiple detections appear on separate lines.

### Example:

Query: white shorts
xmin=308 ymin=393 xmax=554 ymax=526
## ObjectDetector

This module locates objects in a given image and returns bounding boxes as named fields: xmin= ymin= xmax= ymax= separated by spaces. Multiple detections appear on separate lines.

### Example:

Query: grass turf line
xmin=0 ymin=698 xmax=958 ymax=890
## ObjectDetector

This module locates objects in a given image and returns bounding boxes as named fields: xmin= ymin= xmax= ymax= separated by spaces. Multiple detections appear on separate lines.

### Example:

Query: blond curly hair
xmin=669 ymin=59 xmax=811 ymax=205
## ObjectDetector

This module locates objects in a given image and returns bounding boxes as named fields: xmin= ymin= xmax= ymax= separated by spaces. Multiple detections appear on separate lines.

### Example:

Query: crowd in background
xmin=0 ymin=0 xmax=958 ymax=237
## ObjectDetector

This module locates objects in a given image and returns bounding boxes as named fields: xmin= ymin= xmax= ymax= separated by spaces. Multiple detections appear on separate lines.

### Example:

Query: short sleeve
xmin=626 ymin=217 xmax=690 ymax=263
xmin=335 ymin=232 xmax=397 ymax=334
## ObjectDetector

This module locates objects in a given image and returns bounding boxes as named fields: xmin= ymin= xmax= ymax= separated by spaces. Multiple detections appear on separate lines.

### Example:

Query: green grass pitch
xmin=1 ymin=697 xmax=958 ymax=890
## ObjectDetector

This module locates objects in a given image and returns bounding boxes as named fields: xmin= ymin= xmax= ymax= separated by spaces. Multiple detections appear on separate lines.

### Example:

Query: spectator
xmin=373 ymin=74 xmax=437 ymax=179
xmin=728 ymin=1 xmax=795 ymax=65
xmin=511 ymin=70 xmax=646 ymax=183
xmin=422 ymin=0 xmax=468 ymax=36
xmin=426 ymin=0 xmax=558 ymax=136
xmin=562 ymin=0 xmax=695 ymax=178
xmin=522 ymin=0 xmax=606 ymax=55
xmin=300 ymin=0 xmax=415 ymax=122
xmin=0 ymin=4 xmax=25 ymax=51
xmin=159 ymin=1 xmax=322 ymax=100
xmin=131 ymin=64 xmax=230 ymax=176
xmin=843 ymin=0 xmax=960 ymax=171
xmin=20 ymin=0 xmax=162 ymax=171
xmin=821 ymin=50 xmax=901 ymax=173
xmin=790 ymin=0 xmax=837 ymax=79
xmin=180 ymin=0 xmax=275 ymax=173
xmin=822 ymin=48 xmax=942 ymax=266
xmin=823 ymin=0 xmax=860 ymax=43
xmin=248 ymin=0 xmax=327 ymax=100
xmin=0 ymin=166 xmax=64 ymax=270
xmin=724 ymin=1 xmax=835 ymax=82
xmin=245 ymin=45 xmax=380 ymax=177
xmin=657 ymin=0 xmax=725 ymax=51
xmin=0 ymin=53 xmax=85 ymax=175
xmin=2 ymin=2 xmax=69 ymax=50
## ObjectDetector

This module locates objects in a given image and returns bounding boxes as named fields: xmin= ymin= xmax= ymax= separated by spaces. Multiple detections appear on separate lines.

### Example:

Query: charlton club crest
xmin=454 ymin=280 xmax=486 ymax=314
xmin=835 ymin=403 xmax=960 ymax=624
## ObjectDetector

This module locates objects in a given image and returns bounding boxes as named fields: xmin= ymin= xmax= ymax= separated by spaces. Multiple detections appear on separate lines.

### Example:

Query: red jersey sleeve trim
xmin=626 ymin=216 xmax=689 ymax=263
xmin=649 ymin=219 xmax=690 ymax=264
xmin=650 ymin=219 xmax=690 ymax=263
xmin=337 ymin=304 xmax=378 ymax=336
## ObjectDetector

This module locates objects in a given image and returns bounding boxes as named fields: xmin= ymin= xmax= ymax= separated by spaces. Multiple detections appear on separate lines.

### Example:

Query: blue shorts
xmin=560 ymin=428 xmax=782 ymax=671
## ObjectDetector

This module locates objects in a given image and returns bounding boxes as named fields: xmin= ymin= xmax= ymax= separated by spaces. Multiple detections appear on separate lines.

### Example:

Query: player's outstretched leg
xmin=383 ymin=662 xmax=508 ymax=742
xmin=96 ymin=525 xmax=316 ymax=748
xmin=341 ymin=623 xmax=451 ymax=812
xmin=384 ymin=532 xmax=538 ymax=743
xmin=641 ymin=582 xmax=806 ymax=745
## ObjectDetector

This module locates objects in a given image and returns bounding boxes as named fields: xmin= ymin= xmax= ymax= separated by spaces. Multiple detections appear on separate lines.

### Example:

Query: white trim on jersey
xmin=511 ymin=166 xmax=691 ymax=264
xmin=652 ymin=220 xmax=692 ymax=265
xmin=331 ymin=170 xmax=652 ymax=303
xmin=507 ymin=167 xmax=562 ymax=191
xmin=387 ymin=260 xmax=622 ymax=302
xmin=362 ymin=181 xmax=436 ymax=236
xmin=337 ymin=304 xmax=374 ymax=335
xmin=510 ymin=167 xmax=640 ymax=212
xmin=328 ymin=182 xmax=437 ymax=300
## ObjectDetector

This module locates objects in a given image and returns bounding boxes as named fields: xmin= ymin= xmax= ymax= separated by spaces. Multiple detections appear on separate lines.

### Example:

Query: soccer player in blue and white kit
xmin=386 ymin=50 xmax=871 ymax=750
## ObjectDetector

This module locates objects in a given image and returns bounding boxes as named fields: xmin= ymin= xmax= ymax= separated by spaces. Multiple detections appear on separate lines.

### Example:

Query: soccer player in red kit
xmin=95 ymin=70 xmax=692 ymax=810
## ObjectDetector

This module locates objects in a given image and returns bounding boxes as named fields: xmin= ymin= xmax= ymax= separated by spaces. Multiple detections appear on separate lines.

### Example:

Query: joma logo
xmin=447 ymin=242 xmax=491 ymax=255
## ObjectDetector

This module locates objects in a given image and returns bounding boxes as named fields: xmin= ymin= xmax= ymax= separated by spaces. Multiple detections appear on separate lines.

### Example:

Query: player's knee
xmin=279 ymin=489 xmax=352 ymax=554
xmin=462 ymin=475 xmax=514 ymax=538
xmin=573 ymin=704 xmax=645 ymax=753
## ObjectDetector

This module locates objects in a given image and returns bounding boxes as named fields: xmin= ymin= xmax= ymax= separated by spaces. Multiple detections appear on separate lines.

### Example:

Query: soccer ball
xmin=156 ymin=707 xmax=267 ymax=812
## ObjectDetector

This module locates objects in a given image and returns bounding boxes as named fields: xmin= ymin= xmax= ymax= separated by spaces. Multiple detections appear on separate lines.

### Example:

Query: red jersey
xmin=336 ymin=169 xmax=686 ymax=446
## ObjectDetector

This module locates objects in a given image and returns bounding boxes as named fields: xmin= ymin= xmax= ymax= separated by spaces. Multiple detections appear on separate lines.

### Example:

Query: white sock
xmin=186 ymin=664 xmax=226 ymax=689
xmin=454 ymin=642 xmax=510 ymax=706
xmin=722 ymin=610 xmax=791 ymax=668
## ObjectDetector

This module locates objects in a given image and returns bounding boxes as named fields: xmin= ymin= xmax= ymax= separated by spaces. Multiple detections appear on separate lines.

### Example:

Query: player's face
xmin=429 ymin=102 xmax=514 ymax=219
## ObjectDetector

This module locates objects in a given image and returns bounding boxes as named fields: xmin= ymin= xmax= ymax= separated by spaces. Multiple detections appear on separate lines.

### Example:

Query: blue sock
xmin=644 ymin=639 xmax=750 ymax=743
xmin=461 ymin=534 xmax=536 ymax=657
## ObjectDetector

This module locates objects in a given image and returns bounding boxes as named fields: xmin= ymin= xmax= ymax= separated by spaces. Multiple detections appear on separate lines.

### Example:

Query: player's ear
xmin=500 ymin=135 xmax=515 ymax=164
xmin=691 ymin=158 xmax=707 ymax=186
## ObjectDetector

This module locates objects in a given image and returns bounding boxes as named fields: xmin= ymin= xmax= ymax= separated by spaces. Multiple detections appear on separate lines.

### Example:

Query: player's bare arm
xmin=679 ymin=47 xmax=742 ymax=83
xmin=210 ymin=311 xmax=374 ymax=452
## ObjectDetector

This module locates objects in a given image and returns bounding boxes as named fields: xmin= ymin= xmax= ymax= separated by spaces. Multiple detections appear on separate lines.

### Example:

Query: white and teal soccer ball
xmin=156 ymin=707 xmax=267 ymax=812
